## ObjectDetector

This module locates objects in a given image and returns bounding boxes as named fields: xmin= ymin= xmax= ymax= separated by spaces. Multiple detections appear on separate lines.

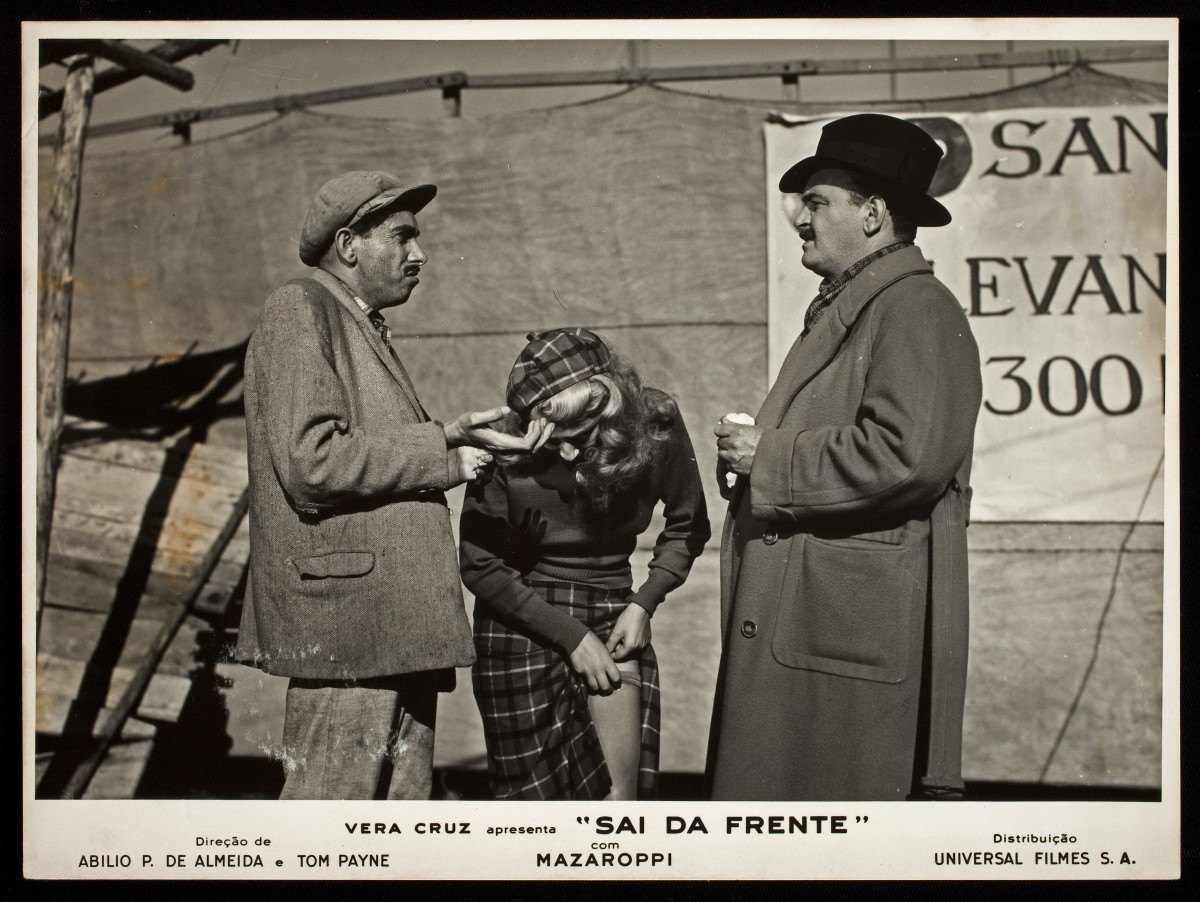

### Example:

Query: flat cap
xmin=298 ymin=171 xmax=436 ymax=266
xmin=506 ymin=328 xmax=613 ymax=419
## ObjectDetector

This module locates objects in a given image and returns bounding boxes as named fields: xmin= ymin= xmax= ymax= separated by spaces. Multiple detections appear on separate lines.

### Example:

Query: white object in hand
xmin=720 ymin=413 xmax=756 ymax=489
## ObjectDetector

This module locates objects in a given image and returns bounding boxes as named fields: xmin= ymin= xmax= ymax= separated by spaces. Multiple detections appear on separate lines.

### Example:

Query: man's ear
xmin=332 ymin=227 xmax=357 ymax=265
xmin=862 ymin=195 xmax=887 ymax=238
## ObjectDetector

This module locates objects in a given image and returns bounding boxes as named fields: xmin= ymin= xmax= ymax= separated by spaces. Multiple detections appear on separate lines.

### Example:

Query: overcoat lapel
xmin=309 ymin=269 xmax=430 ymax=421
xmin=757 ymin=245 xmax=933 ymax=429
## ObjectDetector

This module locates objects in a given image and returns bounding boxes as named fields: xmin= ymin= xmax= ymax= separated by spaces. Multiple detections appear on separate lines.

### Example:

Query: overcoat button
xmin=740 ymin=620 xmax=758 ymax=638
xmin=763 ymin=530 xmax=778 ymax=545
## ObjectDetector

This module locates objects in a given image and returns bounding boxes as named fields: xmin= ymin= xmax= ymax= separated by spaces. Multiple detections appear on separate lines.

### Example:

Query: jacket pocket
xmin=807 ymin=523 xmax=907 ymax=547
xmin=770 ymin=536 xmax=915 ymax=684
xmin=289 ymin=550 xmax=376 ymax=579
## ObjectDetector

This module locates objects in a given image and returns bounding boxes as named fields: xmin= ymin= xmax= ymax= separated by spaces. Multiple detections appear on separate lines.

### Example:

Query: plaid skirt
xmin=472 ymin=577 xmax=661 ymax=800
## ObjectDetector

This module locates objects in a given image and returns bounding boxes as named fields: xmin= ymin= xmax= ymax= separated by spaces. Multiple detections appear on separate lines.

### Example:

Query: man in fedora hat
xmin=236 ymin=170 xmax=548 ymax=799
xmin=707 ymin=114 xmax=982 ymax=800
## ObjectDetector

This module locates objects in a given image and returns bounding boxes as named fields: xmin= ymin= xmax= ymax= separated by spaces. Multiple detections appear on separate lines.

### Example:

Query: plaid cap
xmin=506 ymin=327 xmax=613 ymax=418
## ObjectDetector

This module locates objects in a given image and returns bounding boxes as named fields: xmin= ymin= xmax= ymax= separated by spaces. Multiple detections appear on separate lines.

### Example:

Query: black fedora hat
xmin=778 ymin=113 xmax=951 ymax=227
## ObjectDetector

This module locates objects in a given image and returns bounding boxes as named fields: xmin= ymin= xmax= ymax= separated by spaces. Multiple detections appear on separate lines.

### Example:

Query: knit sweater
xmin=458 ymin=403 xmax=710 ymax=654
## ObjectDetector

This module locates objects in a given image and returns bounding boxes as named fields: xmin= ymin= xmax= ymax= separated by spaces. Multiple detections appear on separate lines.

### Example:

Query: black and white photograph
xmin=22 ymin=18 xmax=1179 ymax=881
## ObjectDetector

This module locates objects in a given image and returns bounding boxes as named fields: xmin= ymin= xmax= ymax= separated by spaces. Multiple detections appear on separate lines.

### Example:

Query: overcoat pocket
xmin=289 ymin=550 xmax=376 ymax=579
xmin=770 ymin=536 xmax=916 ymax=683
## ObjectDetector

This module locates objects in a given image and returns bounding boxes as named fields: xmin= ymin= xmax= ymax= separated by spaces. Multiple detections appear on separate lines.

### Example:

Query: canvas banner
xmin=765 ymin=106 xmax=1167 ymax=522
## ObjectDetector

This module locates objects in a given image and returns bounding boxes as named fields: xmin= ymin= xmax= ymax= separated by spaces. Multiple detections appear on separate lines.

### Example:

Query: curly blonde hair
xmin=505 ymin=354 xmax=677 ymax=514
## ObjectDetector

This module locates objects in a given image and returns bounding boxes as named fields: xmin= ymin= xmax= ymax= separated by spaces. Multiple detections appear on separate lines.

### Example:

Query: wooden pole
xmin=37 ymin=55 xmax=95 ymax=637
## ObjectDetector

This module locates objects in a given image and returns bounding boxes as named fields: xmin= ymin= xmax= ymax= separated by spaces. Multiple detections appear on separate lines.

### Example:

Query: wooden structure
xmin=35 ymin=39 xmax=234 ymax=797
xmin=35 ymin=417 xmax=249 ymax=798
xmin=36 ymin=39 xmax=226 ymax=634
xmin=37 ymin=43 xmax=1168 ymax=145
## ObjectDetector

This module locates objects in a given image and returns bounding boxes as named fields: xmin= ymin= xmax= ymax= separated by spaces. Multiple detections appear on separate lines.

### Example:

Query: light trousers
xmin=278 ymin=671 xmax=443 ymax=800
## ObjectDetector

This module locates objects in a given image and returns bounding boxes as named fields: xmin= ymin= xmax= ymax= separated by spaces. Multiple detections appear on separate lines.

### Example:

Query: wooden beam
xmin=38 ymin=43 xmax=1167 ymax=147
xmin=89 ymin=40 xmax=195 ymax=91
xmin=464 ymin=44 xmax=1167 ymax=88
xmin=40 ymin=40 xmax=227 ymax=120
xmin=70 ymin=70 xmax=468 ymax=142
xmin=37 ymin=55 xmax=96 ymax=638
xmin=40 ymin=40 xmax=194 ymax=92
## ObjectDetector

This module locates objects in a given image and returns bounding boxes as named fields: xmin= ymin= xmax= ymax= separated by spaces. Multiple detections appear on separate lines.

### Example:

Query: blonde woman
xmin=459 ymin=328 xmax=710 ymax=800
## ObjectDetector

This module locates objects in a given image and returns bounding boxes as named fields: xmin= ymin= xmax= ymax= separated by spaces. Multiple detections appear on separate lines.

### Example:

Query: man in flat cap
xmin=237 ymin=171 xmax=547 ymax=799
xmin=707 ymin=114 xmax=982 ymax=800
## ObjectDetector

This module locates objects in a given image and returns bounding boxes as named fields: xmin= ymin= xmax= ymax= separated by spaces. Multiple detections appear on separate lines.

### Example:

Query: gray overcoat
xmin=236 ymin=268 xmax=476 ymax=680
xmin=705 ymin=245 xmax=982 ymax=800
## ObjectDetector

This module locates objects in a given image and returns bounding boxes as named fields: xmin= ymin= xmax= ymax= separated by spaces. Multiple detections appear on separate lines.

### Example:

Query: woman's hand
xmin=568 ymin=631 xmax=622 ymax=694
xmin=606 ymin=603 xmax=651 ymax=662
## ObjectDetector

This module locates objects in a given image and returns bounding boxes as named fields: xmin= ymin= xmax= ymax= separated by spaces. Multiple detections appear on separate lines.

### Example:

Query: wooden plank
xmin=37 ymin=653 xmax=193 ymax=730
xmin=49 ymin=518 xmax=223 ymax=579
xmin=36 ymin=53 xmax=95 ymax=634
xmin=40 ymin=607 xmax=167 ymax=667
xmin=38 ymin=607 xmax=204 ymax=677
xmin=82 ymin=738 xmax=156 ymax=800
xmin=44 ymin=552 xmax=192 ymax=619
xmin=37 ymin=696 xmax=164 ymax=741
xmin=56 ymin=454 xmax=245 ymax=528
xmin=51 ymin=503 xmax=229 ymax=556
xmin=63 ymin=438 xmax=248 ymax=489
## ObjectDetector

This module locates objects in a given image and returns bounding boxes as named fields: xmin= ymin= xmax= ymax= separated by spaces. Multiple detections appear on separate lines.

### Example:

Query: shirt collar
xmin=345 ymin=287 xmax=390 ymax=342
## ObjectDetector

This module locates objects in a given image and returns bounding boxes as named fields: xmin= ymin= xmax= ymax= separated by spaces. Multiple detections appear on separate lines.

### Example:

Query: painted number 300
xmin=984 ymin=354 xmax=1157 ymax=417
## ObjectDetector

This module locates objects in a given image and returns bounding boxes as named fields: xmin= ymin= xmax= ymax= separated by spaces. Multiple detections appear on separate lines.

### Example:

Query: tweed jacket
xmin=706 ymin=244 xmax=982 ymax=800
xmin=236 ymin=268 xmax=476 ymax=680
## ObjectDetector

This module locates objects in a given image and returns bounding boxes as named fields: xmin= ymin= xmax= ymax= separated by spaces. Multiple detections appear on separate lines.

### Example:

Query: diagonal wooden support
xmin=57 ymin=482 xmax=250 ymax=799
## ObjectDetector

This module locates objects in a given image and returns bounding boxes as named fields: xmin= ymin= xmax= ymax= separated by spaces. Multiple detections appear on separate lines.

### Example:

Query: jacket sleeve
xmin=628 ymin=406 xmax=712 ymax=616
xmin=458 ymin=467 xmax=590 ymax=654
xmin=749 ymin=287 xmax=981 ymax=523
xmin=252 ymin=282 xmax=451 ymax=515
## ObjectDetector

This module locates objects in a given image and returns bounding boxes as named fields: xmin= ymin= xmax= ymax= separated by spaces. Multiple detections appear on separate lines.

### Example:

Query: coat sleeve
xmin=458 ymin=467 xmax=590 ymax=655
xmin=628 ymin=404 xmax=712 ymax=616
xmin=748 ymin=286 xmax=981 ymax=523
xmin=251 ymin=283 xmax=451 ymax=515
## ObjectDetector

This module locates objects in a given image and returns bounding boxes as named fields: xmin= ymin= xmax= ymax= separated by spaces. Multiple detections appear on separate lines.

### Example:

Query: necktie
xmin=366 ymin=309 xmax=390 ymax=343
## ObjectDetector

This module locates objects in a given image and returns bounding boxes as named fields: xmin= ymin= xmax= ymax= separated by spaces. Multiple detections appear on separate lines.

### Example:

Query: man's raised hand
xmin=444 ymin=406 xmax=553 ymax=453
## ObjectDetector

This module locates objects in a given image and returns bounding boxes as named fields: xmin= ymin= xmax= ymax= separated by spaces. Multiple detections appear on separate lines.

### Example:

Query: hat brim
xmin=778 ymin=156 xmax=951 ymax=227
xmin=347 ymin=183 xmax=438 ymax=229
